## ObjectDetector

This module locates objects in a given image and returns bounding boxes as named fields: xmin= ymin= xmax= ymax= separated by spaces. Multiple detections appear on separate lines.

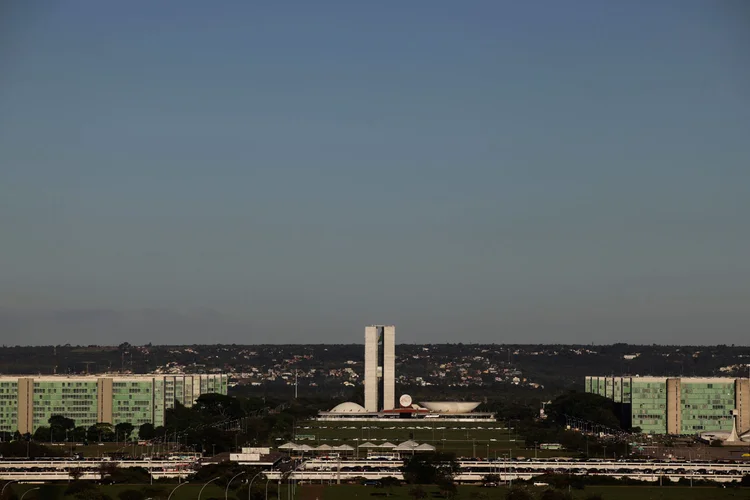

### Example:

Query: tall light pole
xmin=503 ymin=453 xmax=510 ymax=487
xmin=509 ymin=455 xmax=512 ymax=488
xmin=198 ymin=476 xmax=221 ymax=500
xmin=265 ymin=476 xmax=272 ymax=500
xmin=279 ymin=471 xmax=292 ymax=500
xmin=225 ymin=471 xmax=246 ymax=500
xmin=167 ymin=481 xmax=187 ymax=500
xmin=248 ymin=470 xmax=265 ymax=500
xmin=1 ymin=480 xmax=18 ymax=497
xmin=20 ymin=488 xmax=40 ymax=500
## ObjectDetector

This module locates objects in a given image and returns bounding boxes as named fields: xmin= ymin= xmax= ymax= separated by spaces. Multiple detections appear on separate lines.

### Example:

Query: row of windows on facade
xmin=683 ymin=404 xmax=730 ymax=410
xmin=634 ymin=414 xmax=664 ymax=420
xmin=116 ymin=400 xmax=151 ymax=406
xmin=682 ymin=389 xmax=733 ymax=395
xmin=34 ymin=382 xmax=92 ymax=387
xmin=35 ymin=400 xmax=91 ymax=407
xmin=34 ymin=407 xmax=95 ymax=414
xmin=47 ymin=407 xmax=91 ymax=413
xmin=637 ymin=403 xmax=731 ymax=411
xmin=37 ymin=394 xmax=94 ymax=400
xmin=33 ymin=419 xmax=97 ymax=425
xmin=34 ymin=412 xmax=96 ymax=417
xmin=681 ymin=399 xmax=733 ymax=404
xmin=34 ymin=388 xmax=94 ymax=394
xmin=683 ymin=415 xmax=733 ymax=421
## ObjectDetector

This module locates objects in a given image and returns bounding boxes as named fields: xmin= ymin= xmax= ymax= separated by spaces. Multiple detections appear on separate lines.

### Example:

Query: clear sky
xmin=1 ymin=1 xmax=748 ymax=345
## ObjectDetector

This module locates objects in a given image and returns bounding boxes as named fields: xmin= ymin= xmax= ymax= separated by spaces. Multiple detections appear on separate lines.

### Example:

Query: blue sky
xmin=1 ymin=1 xmax=748 ymax=345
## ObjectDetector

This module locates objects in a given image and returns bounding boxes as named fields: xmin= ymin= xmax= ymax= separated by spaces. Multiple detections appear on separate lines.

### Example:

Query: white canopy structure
xmin=378 ymin=442 xmax=397 ymax=448
xmin=357 ymin=441 xmax=378 ymax=448
xmin=278 ymin=442 xmax=297 ymax=450
xmin=414 ymin=443 xmax=436 ymax=451
xmin=395 ymin=440 xmax=420 ymax=451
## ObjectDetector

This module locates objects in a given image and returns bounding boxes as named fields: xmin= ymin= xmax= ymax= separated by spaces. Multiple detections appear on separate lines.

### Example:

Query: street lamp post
xmin=248 ymin=470 xmax=265 ymax=500
xmin=503 ymin=453 xmax=510 ymax=483
xmin=20 ymin=488 xmax=40 ymax=500
xmin=1 ymin=480 xmax=18 ymax=497
xmin=225 ymin=471 xmax=246 ymax=500
xmin=509 ymin=455 xmax=512 ymax=488
xmin=167 ymin=481 xmax=187 ymax=500
xmin=198 ymin=477 xmax=221 ymax=500
xmin=265 ymin=476 xmax=272 ymax=500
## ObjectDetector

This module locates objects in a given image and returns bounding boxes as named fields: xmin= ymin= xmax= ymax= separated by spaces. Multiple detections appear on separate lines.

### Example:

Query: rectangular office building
xmin=0 ymin=374 xmax=228 ymax=434
xmin=585 ymin=375 xmax=749 ymax=435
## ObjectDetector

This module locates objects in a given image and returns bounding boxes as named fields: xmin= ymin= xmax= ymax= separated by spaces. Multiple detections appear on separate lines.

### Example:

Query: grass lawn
xmin=305 ymin=484 xmax=748 ymax=499
xmin=9 ymin=482 xmax=292 ymax=499
xmin=296 ymin=421 xmax=572 ymax=459
xmin=9 ymin=482 xmax=747 ymax=499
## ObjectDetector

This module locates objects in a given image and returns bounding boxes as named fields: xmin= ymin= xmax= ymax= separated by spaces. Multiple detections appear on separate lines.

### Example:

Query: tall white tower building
xmin=364 ymin=325 xmax=396 ymax=412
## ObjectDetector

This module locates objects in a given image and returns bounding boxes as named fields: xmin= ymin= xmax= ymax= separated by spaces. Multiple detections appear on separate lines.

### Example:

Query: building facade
xmin=0 ymin=374 xmax=228 ymax=434
xmin=585 ymin=376 xmax=750 ymax=435
xmin=364 ymin=325 xmax=395 ymax=412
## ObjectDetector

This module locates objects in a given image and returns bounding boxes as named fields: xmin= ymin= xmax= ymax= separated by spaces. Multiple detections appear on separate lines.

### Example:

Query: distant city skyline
xmin=1 ymin=1 xmax=748 ymax=345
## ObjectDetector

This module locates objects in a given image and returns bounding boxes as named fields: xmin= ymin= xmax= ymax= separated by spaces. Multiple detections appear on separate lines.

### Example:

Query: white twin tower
xmin=318 ymin=324 xmax=488 ymax=421
xmin=364 ymin=325 xmax=396 ymax=412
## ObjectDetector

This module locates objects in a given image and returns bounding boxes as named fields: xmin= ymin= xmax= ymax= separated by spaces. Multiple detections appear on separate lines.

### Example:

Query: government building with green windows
xmin=585 ymin=376 xmax=750 ymax=435
xmin=0 ymin=374 xmax=228 ymax=434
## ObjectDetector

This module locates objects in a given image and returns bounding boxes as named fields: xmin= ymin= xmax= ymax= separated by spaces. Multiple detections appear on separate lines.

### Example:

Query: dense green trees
xmin=114 ymin=422 xmax=134 ymax=441
xmin=29 ymin=415 xmax=78 ymax=443
xmin=545 ymin=392 xmax=622 ymax=430
xmin=137 ymin=423 xmax=155 ymax=440
xmin=401 ymin=453 xmax=459 ymax=485
xmin=49 ymin=415 xmax=76 ymax=440
xmin=0 ymin=439 xmax=62 ymax=458
xmin=86 ymin=423 xmax=115 ymax=443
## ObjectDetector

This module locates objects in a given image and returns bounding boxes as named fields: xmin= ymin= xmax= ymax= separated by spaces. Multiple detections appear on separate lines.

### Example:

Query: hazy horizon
xmin=2 ymin=331 xmax=748 ymax=348
xmin=2 ymin=1 xmax=749 ymax=346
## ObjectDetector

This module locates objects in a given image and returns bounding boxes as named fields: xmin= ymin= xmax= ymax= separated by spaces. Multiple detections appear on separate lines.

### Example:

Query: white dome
xmin=330 ymin=402 xmax=367 ymax=413
xmin=420 ymin=401 xmax=480 ymax=414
